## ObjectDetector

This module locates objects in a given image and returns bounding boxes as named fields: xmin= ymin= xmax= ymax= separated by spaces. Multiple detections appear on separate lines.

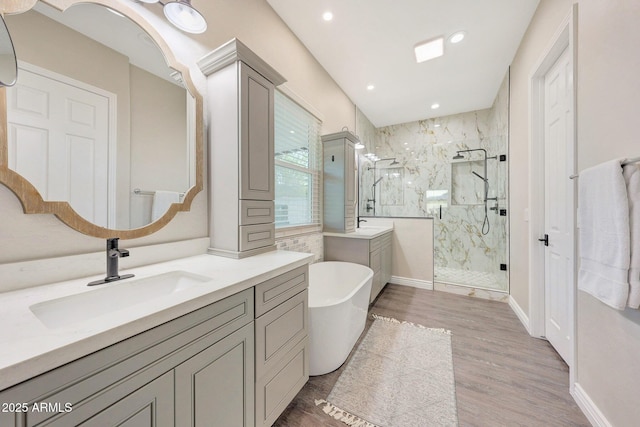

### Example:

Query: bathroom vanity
xmin=324 ymin=226 xmax=393 ymax=302
xmin=0 ymin=251 xmax=312 ymax=427
xmin=0 ymin=2 xmax=310 ymax=426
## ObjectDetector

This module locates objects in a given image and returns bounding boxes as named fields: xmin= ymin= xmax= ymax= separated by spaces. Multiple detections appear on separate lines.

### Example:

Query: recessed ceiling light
xmin=434 ymin=123 xmax=441 ymax=128
xmin=449 ymin=31 xmax=466 ymax=44
xmin=322 ymin=11 xmax=333 ymax=21
xmin=431 ymin=103 xmax=440 ymax=109
xmin=367 ymin=84 xmax=375 ymax=91
xmin=414 ymin=37 xmax=444 ymax=63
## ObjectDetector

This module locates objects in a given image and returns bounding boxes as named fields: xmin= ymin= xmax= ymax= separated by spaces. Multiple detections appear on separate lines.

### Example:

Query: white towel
xmin=624 ymin=163 xmax=640 ymax=308
xmin=578 ymin=159 xmax=630 ymax=310
xmin=151 ymin=190 xmax=181 ymax=221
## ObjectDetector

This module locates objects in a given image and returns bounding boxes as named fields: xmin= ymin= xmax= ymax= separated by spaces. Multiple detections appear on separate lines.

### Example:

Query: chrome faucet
xmin=88 ymin=238 xmax=134 ymax=286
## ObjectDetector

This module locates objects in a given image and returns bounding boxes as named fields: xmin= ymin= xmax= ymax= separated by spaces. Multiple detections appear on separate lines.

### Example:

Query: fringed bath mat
xmin=315 ymin=314 xmax=458 ymax=427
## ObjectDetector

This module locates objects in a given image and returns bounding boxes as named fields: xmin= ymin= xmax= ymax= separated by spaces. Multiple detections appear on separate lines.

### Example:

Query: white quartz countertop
xmin=323 ymin=225 xmax=393 ymax=239
xmin=0 ymin=250 xmax=313 ymax=391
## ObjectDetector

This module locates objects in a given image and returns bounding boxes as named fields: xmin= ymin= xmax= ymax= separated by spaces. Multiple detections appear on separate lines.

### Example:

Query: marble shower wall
xmin=357 ymin=72 xmax=510 ymax=291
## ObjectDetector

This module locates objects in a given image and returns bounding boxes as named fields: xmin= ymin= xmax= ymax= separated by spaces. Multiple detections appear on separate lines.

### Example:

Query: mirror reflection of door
xmin=7 ymin=62 xmax=115 ymax=228
xmin=4 ymin=3 xmax=193 ymax=231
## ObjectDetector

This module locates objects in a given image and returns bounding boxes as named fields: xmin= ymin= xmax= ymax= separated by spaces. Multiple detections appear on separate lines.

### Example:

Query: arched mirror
xmin=0 ymin=15 xmax=17 ymax=87
xmin=0 ymin=0 xmax=203 ymax=239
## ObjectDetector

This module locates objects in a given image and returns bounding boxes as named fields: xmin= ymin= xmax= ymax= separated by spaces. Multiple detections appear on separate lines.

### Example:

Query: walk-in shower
xmin=356 ymin=69 xmax=509 ymax=294
xmin=358 ymin=135 xmax=509 ymax=293
xmin=364 ymin=158 xmax=400 ymax=216
xmin=452 ymin=149 xmax=498 ymax=235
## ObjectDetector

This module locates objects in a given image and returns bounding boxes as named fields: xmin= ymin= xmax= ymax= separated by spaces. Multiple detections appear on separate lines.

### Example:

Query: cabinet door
xmin=79 ymin=372 xmax=174 ymax=427
xmin=239 ymin=63 xmax=274 ymax=201
xmin=382 ymin=239 xmax=392 ymax=287
xmin=369 ymin=248 xmax=382 ymax=303
xmin=175 ymin=322 xmax=255 ymax=427
xmin=344 ymin=141 xmax=356 ymax=207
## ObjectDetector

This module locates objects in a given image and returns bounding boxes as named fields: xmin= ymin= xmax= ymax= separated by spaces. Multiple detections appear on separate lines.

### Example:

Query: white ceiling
xmin=267 ymin=0 xmax=540 ymax=127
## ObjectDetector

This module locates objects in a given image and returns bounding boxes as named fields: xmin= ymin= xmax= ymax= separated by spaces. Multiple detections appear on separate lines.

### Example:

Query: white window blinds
xmin=274 ymin=91 xmax=322 ymax=229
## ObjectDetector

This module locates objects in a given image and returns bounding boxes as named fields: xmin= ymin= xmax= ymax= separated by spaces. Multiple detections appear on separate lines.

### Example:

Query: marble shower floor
xmin=435 ymin=266 xmax=508 ymax=292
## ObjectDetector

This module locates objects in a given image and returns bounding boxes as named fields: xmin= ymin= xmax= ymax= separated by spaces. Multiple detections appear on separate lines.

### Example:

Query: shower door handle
xmin=538 ymin=234 xmax=549 ymax=246
xmin=439 ymin=205 xmax=442 ymax=219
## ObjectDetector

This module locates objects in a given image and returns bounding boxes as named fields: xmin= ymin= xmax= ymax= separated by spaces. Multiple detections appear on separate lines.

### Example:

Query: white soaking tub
xmin=308 ymin=261 xmax=374 ymax=376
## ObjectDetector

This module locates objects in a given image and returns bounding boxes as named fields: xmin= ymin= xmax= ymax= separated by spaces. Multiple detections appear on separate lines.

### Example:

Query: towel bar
xmin=569 ymin=157 xmax=640 ymax=180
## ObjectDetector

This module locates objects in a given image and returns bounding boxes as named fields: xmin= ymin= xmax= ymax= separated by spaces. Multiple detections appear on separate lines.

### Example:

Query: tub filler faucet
xmin=88 ymin=238 xmax=135 ymax=286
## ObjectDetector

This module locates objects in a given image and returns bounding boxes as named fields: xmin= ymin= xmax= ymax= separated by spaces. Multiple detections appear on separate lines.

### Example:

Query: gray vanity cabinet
xmin=324 ymin=231 xmax=393 ymax=303
xmin=322 ymin=131 xmax=358 ymax=233
xmin=254 ymin=265 xmax=309 ymax=427
xmin=0 ymin=289 xmax=254 ymax=427
xmin=0 ymin=263 xmax=311 ymax=427
xmin=198 ymin=39 xmax=287 ymax=259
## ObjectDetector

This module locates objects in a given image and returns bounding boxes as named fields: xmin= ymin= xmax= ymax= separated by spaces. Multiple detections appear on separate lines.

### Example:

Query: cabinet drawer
xmin=255 ymin=290 xmax=308 ymax=379
xmin=255 ymin=265 xmax=308 ymax=317
xmin=0 ymin=289 xmax=253 ymax=427
xmin=255 ymin=338 xmax=309 ymax=427
xmin=240 ymin=223 xmax=275 ymax=251
xmin=240 ymin=200 xmax=274 ymax=225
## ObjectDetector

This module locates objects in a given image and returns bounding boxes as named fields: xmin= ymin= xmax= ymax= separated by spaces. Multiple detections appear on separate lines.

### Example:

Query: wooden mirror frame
xmin=0 ymin=0 xmax=204 ymax=239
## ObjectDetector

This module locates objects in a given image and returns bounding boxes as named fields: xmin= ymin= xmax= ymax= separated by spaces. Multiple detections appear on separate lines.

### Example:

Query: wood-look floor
xmin=274 ymin=284 xmax=590 ymax=427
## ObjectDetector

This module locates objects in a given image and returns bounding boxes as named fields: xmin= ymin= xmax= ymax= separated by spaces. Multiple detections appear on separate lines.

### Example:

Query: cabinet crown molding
xmin=198 ymin=38 xmax=286 ymax=85
xmin=321 ymin=131 xmax=361 ymax=144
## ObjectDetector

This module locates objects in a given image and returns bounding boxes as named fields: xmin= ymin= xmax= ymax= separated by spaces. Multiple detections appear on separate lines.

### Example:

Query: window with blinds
xmin=274 ymin=91 xmax=322 ymax=229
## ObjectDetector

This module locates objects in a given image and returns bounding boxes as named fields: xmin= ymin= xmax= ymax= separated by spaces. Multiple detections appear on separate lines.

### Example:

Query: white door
xmin=543 ymin=47 xmax=574 ymax=364
xmin=6 ymin=65 xmax=112 ymax=227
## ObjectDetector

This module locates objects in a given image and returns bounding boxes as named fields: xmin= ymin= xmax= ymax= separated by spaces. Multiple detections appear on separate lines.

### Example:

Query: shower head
xmin=452 ymin=152 xmax=465 ymax=160
xmin=373 ymin=177 xmax=384 ymax=187
xmin=389 ymin=158 xmax=400 ymax=166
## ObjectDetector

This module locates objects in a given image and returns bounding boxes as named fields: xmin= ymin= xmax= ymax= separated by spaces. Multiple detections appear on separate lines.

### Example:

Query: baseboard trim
xmin=390 ymin=275 xmax=433 ymax=290
xmin=572 ymin=383 xmax=612 ymax=427
xmin=508 ymin=296 xmax=531 ymax=335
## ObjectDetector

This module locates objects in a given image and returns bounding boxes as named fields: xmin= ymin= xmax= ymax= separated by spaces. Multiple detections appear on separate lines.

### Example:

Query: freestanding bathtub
xmin=308 ymin=261 xmax=374 ymax=376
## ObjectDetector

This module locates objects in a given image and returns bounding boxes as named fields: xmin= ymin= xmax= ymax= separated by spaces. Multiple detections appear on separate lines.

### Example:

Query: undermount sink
xmin=30 ymin=271 xmax=212 ymax=329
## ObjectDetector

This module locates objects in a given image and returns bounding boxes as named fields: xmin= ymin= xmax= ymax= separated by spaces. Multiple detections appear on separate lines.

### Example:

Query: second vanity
xmin=324 ymin=225 xmax=393 ymax=303
xmin=0 ymin=250 xmax=312 ymax=427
